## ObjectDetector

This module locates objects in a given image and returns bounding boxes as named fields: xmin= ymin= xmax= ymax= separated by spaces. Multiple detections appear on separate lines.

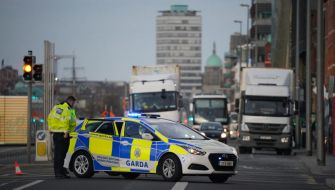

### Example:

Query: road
xmin=0 ymin=150 xmax=331 ymax=190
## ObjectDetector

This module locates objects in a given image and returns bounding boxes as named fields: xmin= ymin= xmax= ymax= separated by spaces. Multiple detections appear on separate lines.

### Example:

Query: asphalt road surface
xmin=0 ymin=151 xmax=331 ymax=190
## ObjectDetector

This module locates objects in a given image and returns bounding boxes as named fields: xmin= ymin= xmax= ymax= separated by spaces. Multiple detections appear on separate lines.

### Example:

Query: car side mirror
xmin=141 ymin=133 xmax=154 ymax=140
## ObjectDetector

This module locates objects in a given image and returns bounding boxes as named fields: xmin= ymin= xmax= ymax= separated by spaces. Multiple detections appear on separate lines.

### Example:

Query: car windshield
xmin=200 ymin=123 xmax=222 ymax=131
xmin=147 ymin=120 xmax=205 ymax=140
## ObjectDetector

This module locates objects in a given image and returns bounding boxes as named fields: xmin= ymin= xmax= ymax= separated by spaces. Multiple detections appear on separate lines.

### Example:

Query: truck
xmin=189 ymin=94 xmax=229 ymax=130
xmin=129 ymin=65 xmax=182 ymax=122
xmin=237 ymin=68 xmax=294 ymax=155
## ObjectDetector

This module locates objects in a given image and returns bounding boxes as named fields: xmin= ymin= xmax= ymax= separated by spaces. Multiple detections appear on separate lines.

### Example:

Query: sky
xmin=0 ymin=0 xmax=250 ymax=82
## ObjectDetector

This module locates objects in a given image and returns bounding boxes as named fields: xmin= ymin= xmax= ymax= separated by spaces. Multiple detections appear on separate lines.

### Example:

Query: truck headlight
xmin=241 ymin=123 xmax=249 ymax=132
xmin=180 ymin=145 xmax=206 ymax=156
xmin=221 ymin=133 xmax=227 ymax=138
xmin=281 ymin=137 xmax=289 ymax=143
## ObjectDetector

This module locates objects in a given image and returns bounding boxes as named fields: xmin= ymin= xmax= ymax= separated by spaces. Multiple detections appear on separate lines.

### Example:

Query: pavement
xmin=294 ymin=149 xmax=335 ymax=190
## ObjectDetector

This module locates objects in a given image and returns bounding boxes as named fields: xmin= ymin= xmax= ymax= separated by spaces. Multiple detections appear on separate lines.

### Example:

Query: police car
xmin=64 ymin=114 xmax=238 ymax=183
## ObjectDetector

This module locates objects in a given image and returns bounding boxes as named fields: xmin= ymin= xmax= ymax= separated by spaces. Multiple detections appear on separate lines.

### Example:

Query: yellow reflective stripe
xmin=150 ymin=161 xmax=159 ymax=173
xmin=50 ymin=129 xmax=69 ymax=133
xmin=122 ymin=118 xmax=139 ymax=123
xmin=169 ymin=144 xmax=188 ymax=155
xmin=130 ymin=139 xmax=152 ymax=161
xmin=155 ymin=132 xmax=168 ymax=143
xmin=68 ymin=137 xmax=77 ymax=154
xmin=81 ymin=119 xmax=89 ymax=130
xmin=112 ymin=167 xmax=131 ymax=172
xmin=89 ymin=132 xmax=112 ymax=156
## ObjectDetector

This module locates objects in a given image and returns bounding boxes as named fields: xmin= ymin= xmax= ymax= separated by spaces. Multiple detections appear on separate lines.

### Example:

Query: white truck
xmin=189 ymin=94 xmax=229 ymax=130
xmin=129 ymin=65 xmax=182 ymax=122
xmin=237 ymin=68 xmax=294 ymax=155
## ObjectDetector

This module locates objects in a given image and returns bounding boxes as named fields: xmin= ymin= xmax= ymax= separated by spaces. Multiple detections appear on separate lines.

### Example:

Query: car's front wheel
xmin=209 ymin=174 xmax=230 ymax=183
xmin=159 ymin=154 xmax=182 ymax=182
xmin=72 ymin=151 xmax=94 ymax=178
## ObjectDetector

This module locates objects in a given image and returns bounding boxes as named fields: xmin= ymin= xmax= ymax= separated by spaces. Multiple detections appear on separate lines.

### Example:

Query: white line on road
xmin=13 ymin=180 xmax=44 ymax=190
xmin=171 ymin=182 xmax=188 ymax=190
xmin=0 ymin=183 xmax=9 ymax=187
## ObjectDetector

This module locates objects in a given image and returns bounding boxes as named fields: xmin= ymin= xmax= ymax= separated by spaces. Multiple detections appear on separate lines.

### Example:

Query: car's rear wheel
xmin=72 ymin=151 xmax=94 ymax=178
xmin=159 ymin=154 xmax=182 ymax=182
xmin=121 ymin=173 xmax=140 ymax=179
xmin=209 ymin=174 xmax=230 ymax=183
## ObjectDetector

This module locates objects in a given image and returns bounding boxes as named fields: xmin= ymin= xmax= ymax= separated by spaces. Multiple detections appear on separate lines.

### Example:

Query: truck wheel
xmin=121 ymin=173 xmax=140 ymax=179
xmin=159 ymin=154 xmax=182 ymax=182
xmin=209 ymin=174 xmax=230 ymax=183
xmin=72 ymin=151 xmax=94 ymax=178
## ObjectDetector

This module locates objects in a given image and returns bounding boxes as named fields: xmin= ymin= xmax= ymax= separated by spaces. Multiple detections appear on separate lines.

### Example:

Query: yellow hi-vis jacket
xmin=47 ymin=102 xmax=77 ymax=133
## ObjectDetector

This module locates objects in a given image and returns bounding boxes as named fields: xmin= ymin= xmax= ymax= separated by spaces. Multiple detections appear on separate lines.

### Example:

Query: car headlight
xmin=221 ymin=133 xmax=227 ymax=138
xmin=231 ymin=147 xmax=238 ymax=155
xmin=180 ymin=145 xmax=206 ymax=156
xmin=200 ymin=132 xmax=206 ymax=136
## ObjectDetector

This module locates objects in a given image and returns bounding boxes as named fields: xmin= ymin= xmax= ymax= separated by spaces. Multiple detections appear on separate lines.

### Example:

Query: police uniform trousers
xmin=53 ymin=132 xmax=70 ymax=176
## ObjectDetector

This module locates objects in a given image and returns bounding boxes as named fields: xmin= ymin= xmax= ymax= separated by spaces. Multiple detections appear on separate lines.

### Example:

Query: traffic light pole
xmin=27 ymin=81 xmax=32 ymax=163
xmin=26 ymin=50 xmax=33 ymax=163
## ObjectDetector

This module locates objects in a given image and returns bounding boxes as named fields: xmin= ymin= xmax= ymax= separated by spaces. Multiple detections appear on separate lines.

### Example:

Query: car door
xmin=88 ymin=121 xmax=118 ymax=170
xmin=119 ymin=121 xmax=157 ymax=172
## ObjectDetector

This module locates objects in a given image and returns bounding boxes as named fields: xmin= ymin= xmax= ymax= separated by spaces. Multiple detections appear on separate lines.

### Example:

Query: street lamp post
xmin=240 ymin=3 xmax=250 ymax=67
xmin=234 ymin=20 xmax=243 ymax=71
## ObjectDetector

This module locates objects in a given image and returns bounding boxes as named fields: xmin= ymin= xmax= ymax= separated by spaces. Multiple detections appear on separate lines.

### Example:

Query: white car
xmin=64 ymin=114 xmax=238 ymax=183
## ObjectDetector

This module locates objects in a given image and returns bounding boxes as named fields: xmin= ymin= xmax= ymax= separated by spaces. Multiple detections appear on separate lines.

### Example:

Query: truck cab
xmin=237 ymin=68 xmax=294 ymax=155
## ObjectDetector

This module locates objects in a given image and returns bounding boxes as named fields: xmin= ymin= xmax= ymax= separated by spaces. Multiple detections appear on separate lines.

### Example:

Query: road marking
xmin=13 ymin=180 xmax=44 ymax=190
xmin=1 ymin=174 xmax=10 ymax=176
xmin=171 ymin=182 xmax=188 ymax=190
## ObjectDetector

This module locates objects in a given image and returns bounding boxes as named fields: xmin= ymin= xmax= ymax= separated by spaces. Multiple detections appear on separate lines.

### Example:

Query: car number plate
xmin=219 ymin=161 xmax=234 ymax=166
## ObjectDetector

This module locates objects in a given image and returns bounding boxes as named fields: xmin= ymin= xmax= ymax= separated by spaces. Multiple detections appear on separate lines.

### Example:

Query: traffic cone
xmin=14 ymin=161 xmax=23 ymax=175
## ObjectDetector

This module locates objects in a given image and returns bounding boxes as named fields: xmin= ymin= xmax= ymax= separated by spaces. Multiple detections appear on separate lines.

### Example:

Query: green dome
xmin=206 ymin=42 xmax=223 ymax=67
xmin=206 ymin=54 xmax=223 ymax=67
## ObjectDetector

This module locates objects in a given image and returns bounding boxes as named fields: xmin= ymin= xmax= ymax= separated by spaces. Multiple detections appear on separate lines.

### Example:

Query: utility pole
xmin=316 ymin=0 xmax=325 ymax=166
xmin=305 ymin=0 xmax=312 ymax=156
xmin=295 ymin=0 xmax=301 ymax=149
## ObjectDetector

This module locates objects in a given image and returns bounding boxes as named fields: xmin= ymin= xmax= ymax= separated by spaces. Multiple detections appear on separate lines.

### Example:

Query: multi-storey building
xmin=156 ymin=5 xmax=202 ymax=98
xmin=250 ymin=0 xmax=272 ymax=67
xmin=0 ymin=63 xmax=19 ymax=95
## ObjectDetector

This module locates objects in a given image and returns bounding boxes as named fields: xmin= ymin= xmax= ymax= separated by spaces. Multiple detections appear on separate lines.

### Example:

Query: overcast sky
xmin=0 ymin=0 xmax=250 ymax=82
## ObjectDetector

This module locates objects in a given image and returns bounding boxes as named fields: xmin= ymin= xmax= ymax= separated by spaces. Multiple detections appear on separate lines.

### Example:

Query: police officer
xmin=47 ymin=96 xmax=77 ymax=179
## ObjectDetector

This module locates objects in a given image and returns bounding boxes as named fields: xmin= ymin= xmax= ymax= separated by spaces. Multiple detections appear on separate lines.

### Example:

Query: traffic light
xmin=23 ymin=56 xmax=33 ymax=81
xmin=33 ymin=64 xmax=43 ymax=81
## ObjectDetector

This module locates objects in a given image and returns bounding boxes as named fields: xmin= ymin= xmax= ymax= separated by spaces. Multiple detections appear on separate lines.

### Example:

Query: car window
xmin=124 ymin=121 xmax=154 ymax=140
xmin=84 ymin=121 xmax=103 ymax=132
xmin=96 ymin=122 xmax=115 ymax=135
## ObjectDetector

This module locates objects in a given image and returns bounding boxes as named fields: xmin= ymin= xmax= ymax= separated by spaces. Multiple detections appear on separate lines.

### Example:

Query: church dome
xmin=206 ymin=42 xmax=223 ymax=67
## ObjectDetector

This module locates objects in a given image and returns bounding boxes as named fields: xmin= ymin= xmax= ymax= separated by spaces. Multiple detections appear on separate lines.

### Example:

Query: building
xmin=202 ymin=43 xmax=223 ymax=94
xmin=250 ymin=0 xmax=272 ymax=67
xmin=156 ymin=5 xmax=202 ymax=98
xmin=0 ymin=62 xmax=19 ymax=95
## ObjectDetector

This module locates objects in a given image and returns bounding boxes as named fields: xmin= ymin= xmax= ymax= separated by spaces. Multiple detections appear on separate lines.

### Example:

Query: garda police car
xmin=64 ymin=114 xmax=238 ymax=183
